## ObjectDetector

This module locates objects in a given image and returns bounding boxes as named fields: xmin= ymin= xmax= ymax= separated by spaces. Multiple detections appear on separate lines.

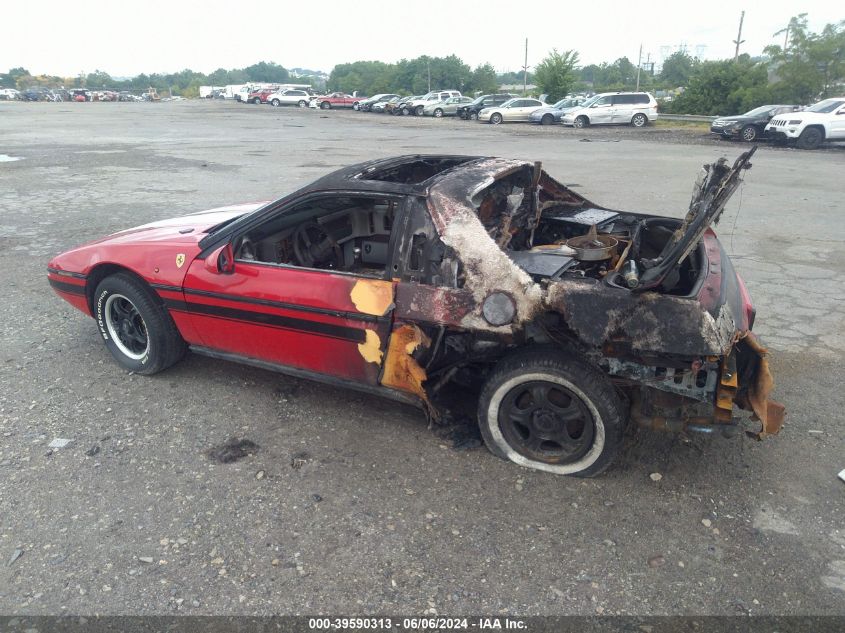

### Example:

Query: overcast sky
xmin=3 ymin=0 xmax=840 ymax=78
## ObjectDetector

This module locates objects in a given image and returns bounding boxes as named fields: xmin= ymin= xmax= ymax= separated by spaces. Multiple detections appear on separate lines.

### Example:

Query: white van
xmin=561 ymin=92 xmax=658 ymax=128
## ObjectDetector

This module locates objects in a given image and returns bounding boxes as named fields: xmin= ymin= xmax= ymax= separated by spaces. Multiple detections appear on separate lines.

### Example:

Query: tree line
xmin=2 ymin=14 xmax=841 ymax=113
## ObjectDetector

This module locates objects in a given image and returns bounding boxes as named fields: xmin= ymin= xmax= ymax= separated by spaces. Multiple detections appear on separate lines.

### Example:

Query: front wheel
xmin=352 ymin=102 xmax=359 ymax=110
xmin=796 ymin=127 xmax=823 ymax=150
xmin=541 ymin=114 xmax=554 ymax=126
xmin=631 ymin=113 xmax=648 ymax=128
xmin=320 ymin=101 xmax=330 ymax=110
xmin=740 ymin=125 xmax=757 ymax=142
xmin=94 ymin=273 xmax=186 ymax=375
xmin=434 ymin=108 xmax=444 ymax=118
xmin=271 ymin=99 xmax=280 ymax=107
xmin=414 ymin=105 xmax=424 ymax=116
xmin=251 ymin=98 xmax=261 ymax=104
xmin=574 ymin=116 xmax=589 ymax=129
xmin=490 ymin=112 xmax=503 ymax=125
xmin=477 ymin=349 xmax=627 ymax=476
xmin=470 ymin=112 xmax=479 ymax=121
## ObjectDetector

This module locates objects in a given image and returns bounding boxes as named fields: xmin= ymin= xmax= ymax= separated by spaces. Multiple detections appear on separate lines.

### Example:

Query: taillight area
xmin=735 ymin=273 xmax=756 ymax=331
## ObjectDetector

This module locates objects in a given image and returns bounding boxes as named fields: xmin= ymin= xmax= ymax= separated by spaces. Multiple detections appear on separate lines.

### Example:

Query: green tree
xmin=533 ymin=49 xmax=579 ymax=102
xmin=243 ymin=62 xmax=289 ymax=83
xmin=468 ymin=63 xmax=499 ymax=94
xmin=765 ymin=14 xmax=845 ymax=103
xmin=667 ymin=57 xmax=771 ymax=115
xmin=659 ymin=51 xmax=698 ymax=87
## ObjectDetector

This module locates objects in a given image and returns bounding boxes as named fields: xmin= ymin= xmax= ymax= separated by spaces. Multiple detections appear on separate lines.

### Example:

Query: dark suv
xmin=457 ymin=94 xmax=516 ymax=120
xmin=710 ymin=105 xmax=802 ymax=142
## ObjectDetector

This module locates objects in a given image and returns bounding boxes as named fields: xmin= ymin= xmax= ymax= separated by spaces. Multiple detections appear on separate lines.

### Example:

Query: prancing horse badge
xmin=175 ymin=253 xmax=185 ymax=268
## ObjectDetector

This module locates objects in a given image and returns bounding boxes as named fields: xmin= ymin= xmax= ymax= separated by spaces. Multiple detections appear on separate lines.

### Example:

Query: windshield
xmin=500 ymin=98 xmax=519 ymax=108
xmin=552 ymin=98 xmax=579 ymax=109
xmin=743 ymin=106 xmax=773 ymax=117
xmin=807 ymin=99 xmax=844 ymax=113
xmin=579 ymin=95 xmax=600 ymax=108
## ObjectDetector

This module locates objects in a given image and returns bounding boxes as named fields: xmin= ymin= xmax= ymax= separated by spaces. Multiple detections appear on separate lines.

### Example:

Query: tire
xmin=541 ymin=114 xmax=554 ymax=126
xmin=352 ymin=102 xmax=359 ymax=110
xmin=401 ymin=107 xmax=410 ymax=116
xmin=631 ymin=113 xmax=648 ymax=128
xmin=477 ymin=348 xmax=626 ymax=476
xmin=740 ymin=125 xmax=758 ymax=142
xmin=298 ymin=100 xmax=307 ymax=108
xmin=490 ymin=112 xmax=503 ymax=125
xmin=415 ymin=105 xmax=424 ymax=116
xmin=320 ymin=101 xmax=330 ymax=109
xmin=94 ymin=273 xmax=186 ymax=375
xmin=470 ymin=111 xmax=479 ymax=121
xmin=271 ymin=99 xmax=280 ymax=107
xmin=251 ymin=98 xmax=261 ymax=104
xmin=574 ymin=116 xmax=589 ymax=129
xmin=434 ymin=108 xmax=444 ymax=118
xmin=796 ymin=126 xmax=823 ymax=150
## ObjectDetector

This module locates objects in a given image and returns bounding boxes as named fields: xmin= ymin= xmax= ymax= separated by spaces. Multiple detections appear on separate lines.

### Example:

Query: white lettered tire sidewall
xmin=94 ymin=273 xmax=186 ymax=375
xmin=484 ymin=372 xmax=606 ymax=475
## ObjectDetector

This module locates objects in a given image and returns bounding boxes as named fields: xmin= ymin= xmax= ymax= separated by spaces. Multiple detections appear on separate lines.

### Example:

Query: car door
xmin=587 ymin=95 xmax=613 ymax=124
xmin=611 ymin=95 xmax=634 ymax=123
xmin=182 ymin=194 xmax=404 ymax=386
xmin=830 ymin=104 xmax=845 ymax=139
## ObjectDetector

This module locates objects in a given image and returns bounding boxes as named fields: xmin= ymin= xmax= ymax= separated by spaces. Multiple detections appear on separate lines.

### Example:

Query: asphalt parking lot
xmin=1 ymin=101 xmax=843 ymax=617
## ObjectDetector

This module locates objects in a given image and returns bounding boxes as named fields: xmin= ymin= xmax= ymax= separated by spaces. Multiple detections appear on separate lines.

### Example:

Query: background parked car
xmin=267 ymin=89 xmax=312 ymax=108
xmin=457 ymin=93 xmax=516 ymax=120
xmin=423 ymin=95 xmax=473 ymax=117
xmin=529 ymin=96 xmax=586 ymax=125
xmin=388 ymin=96 xmax=421 ymax=115
xmin=710 ymin=105 xmax=802 ymax=142
xmin=373 ymin=95 xmax=404 ymax=113
xmin=358 ymin=94 xmax=400 ymax=112
xmin=478 ymin=97 xmax=546 ymax=124
xmin=0 ymin=88 xmax=21 ymax=100
xmin=562 ymin=92 xmax=658 ymax=128
xmin=403 ymin=90 xmax=462 ymax=116
xmin=311 ymin=93 xmax=365 ymax=109
xmin=765 ymin=97 xmax=845 ymax=149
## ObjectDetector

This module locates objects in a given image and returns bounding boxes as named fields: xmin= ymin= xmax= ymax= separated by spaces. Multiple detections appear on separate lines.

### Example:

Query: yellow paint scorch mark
xmin=381 ymin=324 xmax=430 ymax=404
xmin=357 ymin=329 xmax=384 ymax=365
xmin=350 ymin=279 xmax=394 ymax=316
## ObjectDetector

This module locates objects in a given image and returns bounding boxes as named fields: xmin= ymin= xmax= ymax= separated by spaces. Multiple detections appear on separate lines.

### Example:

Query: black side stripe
xmin=47 ymin=268 xmax=87 ymax=280
xmin=162 ymin=298 xmax=366 ymax=343
xmin=154 ymin=285 xmax=385 ymax=324
xmin=49 ymin=278 xmax=86 ymax=296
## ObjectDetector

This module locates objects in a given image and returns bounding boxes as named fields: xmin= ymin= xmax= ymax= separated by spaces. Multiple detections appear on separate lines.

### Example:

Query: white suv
xmin=561 ymin=92 xmax=658 ymax=128
xmin=267 ymin=89 xmax=312 ymax=108
xmin=402 ymin=90 xmax=462 ymax=116
xmin=765 ymin=97 xmax=845 ymax=150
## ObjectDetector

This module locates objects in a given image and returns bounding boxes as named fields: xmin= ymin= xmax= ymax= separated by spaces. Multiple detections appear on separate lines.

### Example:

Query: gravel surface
xmin=0 ymin=101 xmax=843 ymax=616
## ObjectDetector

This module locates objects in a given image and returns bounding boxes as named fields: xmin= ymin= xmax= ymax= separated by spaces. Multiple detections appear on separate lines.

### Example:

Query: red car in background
xmin=246 ymin=88 xmax=279 ymax=104
xmin=311 ymin=92 xmax=364 ymax=109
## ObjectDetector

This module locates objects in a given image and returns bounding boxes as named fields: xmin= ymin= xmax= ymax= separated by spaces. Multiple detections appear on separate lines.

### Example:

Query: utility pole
xmin=522 ymin=38 xmax=528 ymax=96
xmin=635 ymin=43 xmax=642 ymax=91
xmin=427 ymin=61 xmax=431 ymax=92
xmin=783 ymin=23 xmax=790 ymax=52
xmin=733 ymin=10 xmax=746 ymax=62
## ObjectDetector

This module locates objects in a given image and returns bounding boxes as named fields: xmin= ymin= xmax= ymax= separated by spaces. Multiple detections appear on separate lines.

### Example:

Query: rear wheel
xmin=740 ymin=125 xmax=758 ymax=142
xmin=574 ymin=115 xmax=589 ymax=128
xmin=94 ymin=273 xmax=185 ymax=375
xmin=490 ymin=112 xmax=503 ymax=125
xmin=796 ymin=126 xmax=823 ymax=150
xmin=478 ymin=349 xmax=626 ymax=476
xmin=541 ymin=114 xmax=554 ymax=125
xmin=631 ymin=113 xmax=648 ymax=127
xmin=298 ymin=100 xmax=307 ymax=108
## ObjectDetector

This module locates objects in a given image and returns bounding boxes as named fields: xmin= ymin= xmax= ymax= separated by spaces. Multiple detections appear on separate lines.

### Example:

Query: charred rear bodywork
xmin=388 ymin=150 xmax=784 ymax=438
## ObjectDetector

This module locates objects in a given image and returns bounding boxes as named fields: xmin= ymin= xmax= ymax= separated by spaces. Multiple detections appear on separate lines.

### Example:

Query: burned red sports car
xmin=48 ymin=151 xmax=784 ymax=476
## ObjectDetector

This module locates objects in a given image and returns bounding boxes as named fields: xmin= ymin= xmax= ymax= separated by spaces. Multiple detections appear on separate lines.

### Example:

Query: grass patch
xmin=654 ymin=119 xmax=711 ymax=131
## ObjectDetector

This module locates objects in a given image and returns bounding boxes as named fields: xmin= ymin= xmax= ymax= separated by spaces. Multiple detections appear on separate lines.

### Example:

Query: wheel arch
xmin=86 ymin=264 xmax=163 ymax=316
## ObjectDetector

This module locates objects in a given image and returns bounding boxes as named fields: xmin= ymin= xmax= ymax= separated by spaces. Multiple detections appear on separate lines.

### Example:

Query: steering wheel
xmin=293 ymin=222 xmax=342 ymax=269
